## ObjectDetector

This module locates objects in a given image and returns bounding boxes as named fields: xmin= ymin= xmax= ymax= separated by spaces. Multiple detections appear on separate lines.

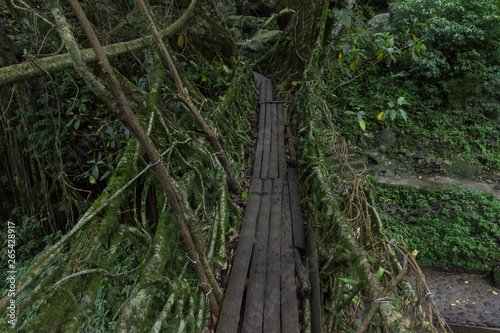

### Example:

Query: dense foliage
xmin=317 ymin=0 xmax=500 ymax=271
xmin=375 ymin=183 xmax=500 ymax=270
xmin=324 ymin=0 xmax=500 ymax=177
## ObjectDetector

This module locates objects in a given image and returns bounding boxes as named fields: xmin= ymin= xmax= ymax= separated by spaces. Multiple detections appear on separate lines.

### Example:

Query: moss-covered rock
xmin=239 ymin=40 xmax=266 ymax=60
xmin=252 ymin=29 xmax=282 ymax=46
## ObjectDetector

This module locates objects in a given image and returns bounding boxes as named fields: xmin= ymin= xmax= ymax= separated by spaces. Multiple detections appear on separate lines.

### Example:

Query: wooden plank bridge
xmin=216 ymin=73 xmax=306 ymax=332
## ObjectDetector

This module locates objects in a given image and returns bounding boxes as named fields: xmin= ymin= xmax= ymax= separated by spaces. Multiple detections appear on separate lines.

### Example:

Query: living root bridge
xmin=0 ymin=0 xmax=197 ymax=88
xmin=217 ymin=74 xmax=303 ymax=332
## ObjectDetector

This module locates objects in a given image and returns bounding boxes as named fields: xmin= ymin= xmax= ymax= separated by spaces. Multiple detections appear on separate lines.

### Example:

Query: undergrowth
xmin=374 ymin=182 xmax=500 ymax=271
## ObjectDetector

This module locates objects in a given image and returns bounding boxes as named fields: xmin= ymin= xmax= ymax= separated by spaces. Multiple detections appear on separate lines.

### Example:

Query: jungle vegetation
xmin=0 ymin=0 xmax=498 ymax=332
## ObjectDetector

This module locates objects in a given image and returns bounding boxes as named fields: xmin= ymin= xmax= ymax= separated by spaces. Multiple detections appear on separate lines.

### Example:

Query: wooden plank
xmin=259 ymin=79 xmax=267 ymax=104
xmin=288 ymin=168 xmax=306 ymax=250
xmin=268 ymin=103 xmax=279 ymax=179
xmin=277 ymin=103 xmax=287 ymax=178
xmin=253 ymin=72 xmax=266 ymax=89
xmin=265 ymin=79 xmax=273 ymax=103
xmin=260 ymin=103 xmax=272 ymax=178
xmin=263 ymin=179 xmax=282 ymax=332
xmin=281 ymin=182 xmax=300 ymax=333
xmin=242 ymin=179 xmax=273 ymax=333
xmin=307 ymin=224 xmax=322 ymax=333
xmin=217 ymin=179 xmax=263 ymax=333
xmin=253 ymin=103 xmax=266 ymax=178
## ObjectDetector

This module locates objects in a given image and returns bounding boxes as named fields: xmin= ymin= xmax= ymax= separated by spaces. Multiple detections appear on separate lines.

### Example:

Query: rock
xmin=230 ymin=27 xmax=242 ymax=40
xmin=378 ymin=144 xmax=388 ymax=152
xmin=413 ymin=151 xmax=425 ymax=159
xmin=385 ymin=169 xmax=395 ymax=177
xmin=225 ymin=15 xmax=263 ymax=33
xmin=358 ymin=132 xmax=373 ymax=149
xmin=368 ymin=152 xmax=385 ymax=164
xmin=374 ymin=128 xmax=395 ymax=151
xmin=251 ymin=29 xmax=281 ymax=46
xmin=405 ymin=150 xmax=414 ymax=158
xmin=239 ymin=29 xmax=281 ymax=60
xmin=436 ymin=157 xmax=443 ymax=165
xmin=239 ymin=39 xmax=266 ymax=60
xmin=443 ymin=159 xmax=452 ymax=166
xmin=367 ymin=13 xmax=390 ymax=28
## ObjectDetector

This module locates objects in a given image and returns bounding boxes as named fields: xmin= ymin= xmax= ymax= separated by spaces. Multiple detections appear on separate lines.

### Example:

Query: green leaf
xmin=390 ymin=71 xmax=406 ymax=78
xmin=242 ymin=192 xmax=248 ymax=200
xmin=397 ymin=96 xmax=405 ymax=105
xmin=333 ymin=8 xmax=351 ymax=27
xmin=89 ymin=175 xmax=96 ymax=184
xmin=390 ymin=110 xmax=396 ymax=121
xmin=359 ymin=120 xmax=366 ymax=131
xmin=339 ymin=278 xmax=359 ymax=285
xmin=376 ymin=267 xmax=385 ymax=279
xmin=100 ymin=170 xmax=111 ymax=181
xmin=400 ymin=110 xmax=408 ymax=121
xmin=92 ymin=166 xmax=99 ymax=180
xmin=74 ymin=119 xmax=80 ymax=130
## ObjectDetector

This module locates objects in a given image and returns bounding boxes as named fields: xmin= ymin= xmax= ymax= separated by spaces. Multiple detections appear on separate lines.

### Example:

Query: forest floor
xmin=410 ymin=267 xmax=500 ymax=329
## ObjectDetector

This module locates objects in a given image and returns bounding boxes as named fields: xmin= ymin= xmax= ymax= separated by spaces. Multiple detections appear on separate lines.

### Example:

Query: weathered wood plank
xmin=217 ymin=179 xmax=263 ymax=333
xmin=253 ymin=72 xmax=266 ymax=89
xmin=242 ymin=179 xmax=273 ymax=333
xmin=260 ymin=103 xmax=272 ymax=178
xmin=307 ymin=224 xmax=322 ymax=333
xmin=288 ymin=168 xmax=306 ymax=250
xmin=265 ymin=79 xmax=273 ymax=103
xmin=268 ymin=103 xmax=279 ymax=179
xmin=253 ymin=103 xmax=266 ymax=178
xmin=259 ymin=79 xmax=267 ymax=104
xmin=263 ymin=179 xmax=282 ymax=332
xmin=277 ymin=103 xmax=287 ymax=178
xmin=281 ymin=182 xmax=300 ymax=333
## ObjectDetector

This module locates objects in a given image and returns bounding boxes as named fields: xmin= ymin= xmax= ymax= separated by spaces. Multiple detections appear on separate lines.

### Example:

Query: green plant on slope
xmin=377 ymin=96 xmax=409 ymax=128
xmin=374 ymin=183 xmax=500 ymax=271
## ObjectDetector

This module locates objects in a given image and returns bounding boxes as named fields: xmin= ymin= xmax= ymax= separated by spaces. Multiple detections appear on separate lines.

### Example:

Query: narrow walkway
xmin=216 ymin=74 xmax=305 ymax=332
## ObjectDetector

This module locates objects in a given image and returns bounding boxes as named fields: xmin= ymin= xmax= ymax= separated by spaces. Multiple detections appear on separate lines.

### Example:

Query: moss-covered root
xmin=115 ymin=210 xmax=174 ymax=332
